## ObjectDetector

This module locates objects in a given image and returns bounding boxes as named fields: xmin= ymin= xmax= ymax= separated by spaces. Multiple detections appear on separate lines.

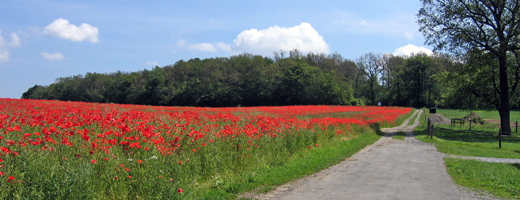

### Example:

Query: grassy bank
xmin=416 ymin=109 xmax=520 ymax=158
xmin=416 ymin=108 xmax=520 ymax=199
xmin=435 ymin=109 xmax=520 ymax=121
xmin=445 ymin=158 xmax=520 ymax=199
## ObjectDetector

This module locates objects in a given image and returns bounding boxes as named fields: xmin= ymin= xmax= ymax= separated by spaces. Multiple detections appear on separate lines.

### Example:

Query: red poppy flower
xmin=90 ymin=159 xmax=97 ymax=164
xmin=7 ymin=176 xmax=14 ymax=182
xmin=138 ymin=160 xmax=142 ymax=164
xmin=177 ymin=188 xmax=183 ymax=193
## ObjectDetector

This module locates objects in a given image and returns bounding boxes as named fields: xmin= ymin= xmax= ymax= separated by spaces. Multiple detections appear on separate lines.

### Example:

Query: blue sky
xmin=0 ymin=0 xmax=433 ymax=98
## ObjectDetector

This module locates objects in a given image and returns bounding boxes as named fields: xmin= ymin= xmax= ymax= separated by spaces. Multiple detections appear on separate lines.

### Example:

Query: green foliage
xmin=22 ymin=52 xmax=356 ymax=107
xmin=418 ymin=0 xmax=520 ymax=132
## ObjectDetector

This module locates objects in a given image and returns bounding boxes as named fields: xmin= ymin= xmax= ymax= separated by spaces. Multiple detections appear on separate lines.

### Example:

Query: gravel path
xmin=249 ymin=110 xmax=500 ymax=200
xmin=443 ymin=154 xmax=520 ymax=163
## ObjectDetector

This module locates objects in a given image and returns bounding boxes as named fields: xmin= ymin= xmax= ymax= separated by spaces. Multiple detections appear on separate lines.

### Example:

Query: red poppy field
xmin=0 ymin=98 xmax=410 ymax=199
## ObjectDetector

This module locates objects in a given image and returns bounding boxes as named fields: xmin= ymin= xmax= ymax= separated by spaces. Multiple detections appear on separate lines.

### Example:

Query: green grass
xmin=408 ymin=110 xmax=419 ymax=126
xmin=380 ymin=108 xmax=415 ymax=129
xmin=392 ymin=131 xmax=406 ymax=140
xmin=224 ymin=128 xmax=383 ymax=199
xmin=415 ymin=108 xmax=520 ymax=199
xmin=416 ymin=110 xmax=520 ymax=158
xmin=436 ymin=109 xmax=520 ymax=121
xmin=445 ymin=158 xmax=520 ymax=199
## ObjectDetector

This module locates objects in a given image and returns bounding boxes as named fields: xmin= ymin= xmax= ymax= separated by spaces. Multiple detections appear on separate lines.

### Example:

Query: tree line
xmin=20 ymin=49 xmax=519 ymax=109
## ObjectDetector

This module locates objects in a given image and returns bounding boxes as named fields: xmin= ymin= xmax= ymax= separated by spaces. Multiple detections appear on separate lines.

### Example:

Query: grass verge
xmin=415 ymin=108 xmax=520 ymax=199
xmin=435 ymin=109 xmax=520 ymax=121
xmin=380 ymin=108 xmax=415 ymax=129
xmin=200 ymin=127 xmax=383 ymax=199
xmin=445 ymin=158 xmax=520 ymax=199
xmin=393 ymin=131 xmax=406 ymax=140
xmin=416 ymin=109 xmax=520 ymax=159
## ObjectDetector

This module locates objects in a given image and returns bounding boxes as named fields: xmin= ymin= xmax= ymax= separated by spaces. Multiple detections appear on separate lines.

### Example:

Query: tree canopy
xmin=418 ymin=0 xmax=520 ymax=133
xmin=23 ymin=50 xmax=469 ymax=109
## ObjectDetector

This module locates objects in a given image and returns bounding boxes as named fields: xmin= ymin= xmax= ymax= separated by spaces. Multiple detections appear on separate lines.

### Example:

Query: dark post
xmin=516 ymin=121 xmax=517 ymax=133
xmin=469 ymin=119 xmax=472 ymax=131
xmin=499 ymin=128 xmax=502 ymax=149
xmin=428 ymin=120 xmax=432 ymax=139
xmin=430 ymin=124 xmax=434 ymax=139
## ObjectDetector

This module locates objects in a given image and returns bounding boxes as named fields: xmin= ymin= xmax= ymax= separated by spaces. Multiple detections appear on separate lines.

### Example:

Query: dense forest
xmin=20 ymin=49 xmax=520 ymax=109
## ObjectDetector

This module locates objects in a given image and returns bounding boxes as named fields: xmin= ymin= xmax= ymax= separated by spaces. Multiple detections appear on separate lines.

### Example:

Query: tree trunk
xmin=499 ymin=53 xmax=512 ymax=134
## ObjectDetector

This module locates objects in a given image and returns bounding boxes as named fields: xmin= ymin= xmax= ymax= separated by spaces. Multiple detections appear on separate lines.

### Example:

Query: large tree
xmin=356 ymin=53 xmax=385 ymax=105
xmin=418 ymin=0 xmax=520 ymax=133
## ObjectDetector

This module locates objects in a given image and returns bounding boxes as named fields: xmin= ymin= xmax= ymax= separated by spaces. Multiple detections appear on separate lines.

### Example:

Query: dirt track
xmin=247 ymin=110 xmax=499 ymax=200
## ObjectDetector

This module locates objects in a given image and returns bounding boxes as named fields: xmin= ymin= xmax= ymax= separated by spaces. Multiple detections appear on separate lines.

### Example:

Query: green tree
xmin=418 ymin=0 xmax=520 ymax=133
xmin=356 ymin=53 xmax=384 ymax=105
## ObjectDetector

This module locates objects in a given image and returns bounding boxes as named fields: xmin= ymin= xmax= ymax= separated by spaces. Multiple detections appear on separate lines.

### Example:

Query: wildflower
xmin=178 ymin=161 xmax=182 ymax=165
xmin=128 ymin=176 xmax=132 ymax=179
xmin=104 ymin=157 xmax=108 ymax=161
xmin=125 ymin=168 xmax=131 ymax=172
xmin=7 ymin=176 xmax=14 ymax=182
xmin=114 ymin=176 xmax=118 ymax=180
xmin=144 ymin=147 xmax=149 ymax=151
xmin=308 ymin=146 xmax=311 ymax=149
xmin=138 ymin=160 xmax=142 ymax=164
xmin=315 ymin=144 xmax=319 ymax=147
xmin=169 ymin=178 xmax=173 ymax=182
xmin=177 ymin=188 xmax=183 ymax=193
xmin=91 ymin=159 xmax=97 ymax=164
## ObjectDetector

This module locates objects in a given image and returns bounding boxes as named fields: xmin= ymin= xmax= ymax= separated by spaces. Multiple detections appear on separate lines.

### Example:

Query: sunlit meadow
xmin=0 ymin=98 xmax=409 ymax=199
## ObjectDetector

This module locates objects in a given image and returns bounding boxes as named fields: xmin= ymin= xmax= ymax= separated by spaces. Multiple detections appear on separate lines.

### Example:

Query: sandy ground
xmin=243 ymin=110 xmax=501 ymax=200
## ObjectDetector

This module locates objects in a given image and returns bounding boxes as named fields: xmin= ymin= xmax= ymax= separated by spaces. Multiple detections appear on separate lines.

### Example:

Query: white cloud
xmin=393 ymin=44 xmax=433 ymax=57
xmin=43 ymin=18 xmax=99 ymax=43
xmin=182 ymin=40 xmax=231 ymax=52
xmin=0 ymin=31 xmax=21 ymax=63
xmin=189 ymin=43 xmax=218 ymax=52
xmin=176 ymin=39 xmax=186 ymax=47
xmin=0 ymin=31 xmax=21 ymax=48
xmin=0 ymin=49 xmax=9 ymax=63
xmin=41 ymin=52 xmax=65 ymax=61
xmin=145 ymin=61 xmax=159 ymax=66
xmin=216 ymin=42 xmax=231 ymax=52
xmin=233 ymin=22 xmax=330 ymax=56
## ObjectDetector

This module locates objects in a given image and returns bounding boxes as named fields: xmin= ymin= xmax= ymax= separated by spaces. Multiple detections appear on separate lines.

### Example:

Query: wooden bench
xmin=451 ymin=118 xmax=465 ymax=126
